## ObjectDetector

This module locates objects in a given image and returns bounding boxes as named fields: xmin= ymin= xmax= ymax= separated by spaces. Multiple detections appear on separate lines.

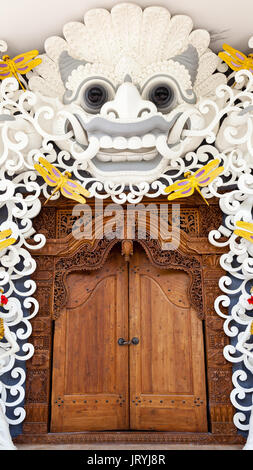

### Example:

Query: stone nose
xmin=100 ymin=82 xmax=157 ymax=120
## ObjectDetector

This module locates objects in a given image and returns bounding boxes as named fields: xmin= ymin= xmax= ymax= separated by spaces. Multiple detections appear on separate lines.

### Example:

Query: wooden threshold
xmin=14 ymin=431 xmax=245 ymax=445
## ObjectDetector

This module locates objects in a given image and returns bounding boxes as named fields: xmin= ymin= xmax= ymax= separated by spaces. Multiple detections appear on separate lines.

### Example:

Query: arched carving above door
xmin=53 ymin=236 xmax=203 ymax=320
xmin=139 ymin=238 xmax=203 ymax=319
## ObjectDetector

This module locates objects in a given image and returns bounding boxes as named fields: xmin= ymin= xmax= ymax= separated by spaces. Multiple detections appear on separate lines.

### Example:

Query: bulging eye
xmin=82 ymin=84 xmax=108 ymax=111
xmin=149 ymin=84 xmax=175 ymax=111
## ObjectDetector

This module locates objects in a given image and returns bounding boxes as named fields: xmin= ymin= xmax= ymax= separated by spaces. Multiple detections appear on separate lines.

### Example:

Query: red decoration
xmin=1 ymin=295 xmax=8 ymax=305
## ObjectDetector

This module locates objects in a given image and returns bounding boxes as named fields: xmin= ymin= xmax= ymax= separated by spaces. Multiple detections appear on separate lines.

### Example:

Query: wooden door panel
xmin=65 ymin=276 xmax=119 ymax=395
xmin=51 ymin=250 xmax=129 ymax=432
xmin=51 ymin=244 xmax=207 ymax=433
xmin=129 ymin=249 xmax=207 ymax=432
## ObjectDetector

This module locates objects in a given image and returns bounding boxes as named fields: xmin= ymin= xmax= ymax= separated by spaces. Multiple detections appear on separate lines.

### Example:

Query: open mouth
xmin=59 ymin=108 xmax=203 ymax=182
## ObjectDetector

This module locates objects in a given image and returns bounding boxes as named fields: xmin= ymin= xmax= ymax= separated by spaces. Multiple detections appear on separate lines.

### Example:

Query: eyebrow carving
xmin=63 ymin=76 xmax=117 ymax=104
xmin=141 ymin=74 xmax=197 ymax=104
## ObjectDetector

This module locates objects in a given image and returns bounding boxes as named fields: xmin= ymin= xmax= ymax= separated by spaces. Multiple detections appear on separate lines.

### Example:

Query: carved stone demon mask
xmin=28 ymin=3 xmax=226 ymax=184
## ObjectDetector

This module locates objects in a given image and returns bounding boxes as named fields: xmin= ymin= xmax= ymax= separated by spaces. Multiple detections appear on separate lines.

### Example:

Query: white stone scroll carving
xmin=0 ymin=4 xmax=253 ymax=449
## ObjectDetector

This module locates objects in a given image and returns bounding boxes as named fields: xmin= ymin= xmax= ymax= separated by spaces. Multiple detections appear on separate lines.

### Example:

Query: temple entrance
xmin=50 ymin=244 xmax=207 ymax=432
xmin=17 ymin=196 xmax=242 ymax=445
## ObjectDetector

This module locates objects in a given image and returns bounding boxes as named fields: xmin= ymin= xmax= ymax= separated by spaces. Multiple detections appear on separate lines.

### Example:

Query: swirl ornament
xmin=0 ymin=3 xmax=253 ymax=449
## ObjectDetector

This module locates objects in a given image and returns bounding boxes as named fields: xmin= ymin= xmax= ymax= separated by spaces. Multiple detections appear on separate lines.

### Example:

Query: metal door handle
xmin=118 ymin=338 xmax=131 ymax=345
xmin=118 ymin=337 xmax=139 ymax=345
xmin=131 ymin=337 xmax=139 ymax=345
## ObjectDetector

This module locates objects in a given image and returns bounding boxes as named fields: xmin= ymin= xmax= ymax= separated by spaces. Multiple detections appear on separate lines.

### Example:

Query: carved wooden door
xmin=129 ymin=249 xmax=207 ymax=432
xmin=51 ymin=245 xmax=207 ymax=432
xmin=50 ymin=249 xmax=129 ymax=432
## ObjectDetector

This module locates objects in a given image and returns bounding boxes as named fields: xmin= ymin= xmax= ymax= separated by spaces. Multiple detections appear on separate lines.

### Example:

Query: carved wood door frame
xmin=14 ymin=196 xmax=245 ymax=445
